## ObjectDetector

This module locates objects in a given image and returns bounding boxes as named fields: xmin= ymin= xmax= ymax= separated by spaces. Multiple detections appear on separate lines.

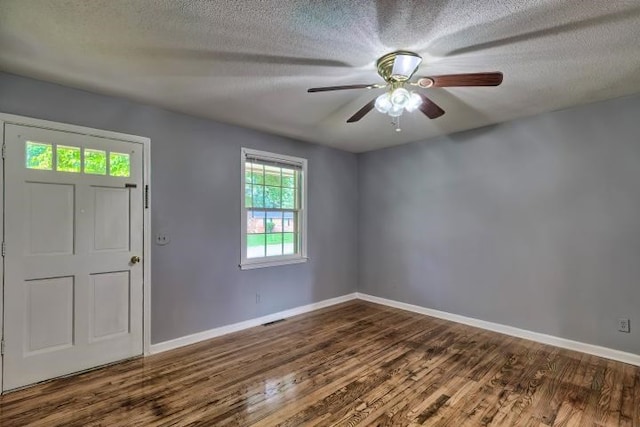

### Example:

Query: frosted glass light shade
xmin=375 ymin=93 xmax=392 ymax=113
xmin=405 ymin=92 xmax=423 ymax=112
xmin=390 ymin=88 xmax=410 ymax=108
xmin=388 ymin=104 xmax=404 ymax=117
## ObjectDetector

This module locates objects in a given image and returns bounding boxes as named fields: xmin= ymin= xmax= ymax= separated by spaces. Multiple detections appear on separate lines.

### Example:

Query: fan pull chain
xmin=392 ymin=116 xmax=402 ymax=132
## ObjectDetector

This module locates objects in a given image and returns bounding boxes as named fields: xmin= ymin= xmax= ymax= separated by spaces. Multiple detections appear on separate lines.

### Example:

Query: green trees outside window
xmin=57 ymin=145 xmax=81 ymax=172
xmin=26 ymin=141 xmax=53 ymax=170
xmin=109 ymin=152 xmax=130 ymax=177
xmin=245 ymin=162 xmax=300 ymax=257
xmin=25 ymin=141 xmax=131 ymax=177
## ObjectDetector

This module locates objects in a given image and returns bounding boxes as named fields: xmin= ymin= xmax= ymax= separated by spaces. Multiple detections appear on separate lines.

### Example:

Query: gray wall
xmin=4 ymin=70 xmax=639 ymax=356
xmin=359 ymin=93 xmax=640 ymax=355
xmin=0 ymin=72 xmax=358 ymax=344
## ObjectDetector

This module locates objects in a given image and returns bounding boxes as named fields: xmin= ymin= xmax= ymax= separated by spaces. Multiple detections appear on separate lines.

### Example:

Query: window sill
xmin=240 ymin=257 xmax=308 ymax=270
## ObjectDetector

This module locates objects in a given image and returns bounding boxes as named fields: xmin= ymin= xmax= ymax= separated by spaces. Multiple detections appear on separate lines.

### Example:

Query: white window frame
xmin=240 ymin=147 xmax=308 ymax=269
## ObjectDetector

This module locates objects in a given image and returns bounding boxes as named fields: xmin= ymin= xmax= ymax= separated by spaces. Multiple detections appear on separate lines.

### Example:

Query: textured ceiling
xmin=1 ymin=1 xmax=640 ymax=152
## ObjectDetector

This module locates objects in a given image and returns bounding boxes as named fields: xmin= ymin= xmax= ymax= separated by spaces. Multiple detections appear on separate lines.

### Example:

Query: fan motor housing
xmin=376 ymin=51 xmax=422 ymax=83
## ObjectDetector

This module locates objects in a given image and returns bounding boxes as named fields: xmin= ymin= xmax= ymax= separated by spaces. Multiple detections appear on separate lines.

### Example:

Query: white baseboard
xmin=356 ymin=292 xmax=640 ymax=367
xmin=150 ymin=293 xmax=358 ymax=354
xmin=150 ymin=291 xmax=640 ymax=367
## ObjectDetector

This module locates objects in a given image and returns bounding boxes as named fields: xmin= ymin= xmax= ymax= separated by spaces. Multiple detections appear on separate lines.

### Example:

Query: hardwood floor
xmin=1 ymin=300 xmax=639 ymax=426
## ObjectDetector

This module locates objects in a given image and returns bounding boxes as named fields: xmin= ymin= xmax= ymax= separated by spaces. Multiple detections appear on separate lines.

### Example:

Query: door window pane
xmin=56 ymin=145 xmax=81 ymax=173
xmin=25 ymin=141 xmax=53 ymax=170
xmin=85 ymin=149 xmax=107 ymax=175
xmin=109 ymin=152 xmax=130 ymax=177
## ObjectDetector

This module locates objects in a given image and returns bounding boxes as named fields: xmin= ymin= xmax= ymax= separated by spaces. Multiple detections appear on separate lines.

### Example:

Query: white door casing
xmin=1 ymin=116 xmax=151 ymax=391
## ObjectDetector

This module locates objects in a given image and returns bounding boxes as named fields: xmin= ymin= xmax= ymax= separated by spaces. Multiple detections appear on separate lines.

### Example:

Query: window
xmin=241 ymin=148 xmax=307 ymax=269
xmin=25 ymin=141 xmax=53 ymax=170
xmin=25 ymin=140 xmax=131 ymax=177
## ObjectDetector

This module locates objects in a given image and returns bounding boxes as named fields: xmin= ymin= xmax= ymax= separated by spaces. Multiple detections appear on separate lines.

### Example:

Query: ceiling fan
xmin=308 ymin=51 xmax=503 ymax=130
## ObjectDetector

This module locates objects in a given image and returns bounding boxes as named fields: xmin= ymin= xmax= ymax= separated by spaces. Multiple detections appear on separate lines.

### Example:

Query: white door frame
xmin=0 ymin=113 xmax=152 ymax=393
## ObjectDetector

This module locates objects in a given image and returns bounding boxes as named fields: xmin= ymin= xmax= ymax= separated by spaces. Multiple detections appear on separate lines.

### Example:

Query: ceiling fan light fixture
xmin=390 ymin=53 xmax=422 ymax=81
xmin=405 ymin=92 xmax=423 ymax=112
xmin=377 ymin=51 xmax=422 ymax=82
xmin=388 ymin=104 xmax=404 ymax=117
xmin=390 ymin=87 xmax=411 ymax=108
xmin=375 ymin=93 xmax=392 ymax=113
xmin=308 ymin=50 xmax=503 ymax=125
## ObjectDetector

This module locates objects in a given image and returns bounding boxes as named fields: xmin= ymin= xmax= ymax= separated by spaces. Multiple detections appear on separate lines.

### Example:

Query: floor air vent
xmin=262 ymin=319 xmax=286 ymax=326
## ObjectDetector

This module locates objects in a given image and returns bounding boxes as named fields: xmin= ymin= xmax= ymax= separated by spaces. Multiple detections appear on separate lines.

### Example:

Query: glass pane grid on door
xmin=57 ymin=145 xmax=81 ymax=173
xmin=25 ymin=140 xmax=131 ymax=177
xmin=25 ymin=141 xmax=53 ymax=170
xmin=5 ymin=124 xmax=144 ymax=391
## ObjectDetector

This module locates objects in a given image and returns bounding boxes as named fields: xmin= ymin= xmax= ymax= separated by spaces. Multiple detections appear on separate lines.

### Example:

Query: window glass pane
xmin=249 ymin=164 xmax=264 ymax=185
xmin=265 ymin=212 xmax=282 ymax=233
xmin=56 ymin=145 xmax=81 ymax=173
xmin=245 ymin=185 xmax=253 ymax=208
xmin=247 ymin=211 xmax=265 ymax=233
xmin=264 ymin=186 xmax=281 ymax=209
xmin=283 ymin=233 xmax=296 ymax=255
xmin=282 ymin=168 xmax=298 ymax=188
xmin=245 ymin=169 xmax=252 ymax=185
xmin=252 ymin=185 xmax=265 ymax=208
xmin=109 ymin=152 xmax=130 ymax=177
xmin=247 ymin=234 xmax=265 ymax=258
xmin=267 ymin=212 xmax=283 ymax=233
xmin=264 ymin=165 xmax=281 ymax=186
xmin=283 ymin=212 xmax=296 ymax=232
xmin=85 ymin=149 xmax=107 ymax=175
xmin=25 ymin=141 xmax=53 ymax=170
xmin=282 ymin=169 xmax=296 ymax=188
xmin=266 ymin=233 xmax=283 ymax=257
xmin=282 ymin=188 xmax=295 ymax=209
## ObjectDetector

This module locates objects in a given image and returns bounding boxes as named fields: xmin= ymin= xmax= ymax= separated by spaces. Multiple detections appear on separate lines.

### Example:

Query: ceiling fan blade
xmin=308 ymin=84 xmax=381 ymax=93
xmin=419 ymin=72 xmax=503 ymax=88
xmin=347 ymin=99 xmax=377 ymax=123
xmin=419 ymin=94 xmax=445 ymax=119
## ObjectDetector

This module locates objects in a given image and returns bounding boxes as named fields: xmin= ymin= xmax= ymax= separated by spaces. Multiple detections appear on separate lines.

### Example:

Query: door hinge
xmin=1 ymin=241 xmax=5 ymax=257
xmin=144 ymin=185 xmax=149 ymax=209
xmin=1 ymin=340 xmax=5 ymax=356
xmin=1 ymin=143 xmax=5 ymax=159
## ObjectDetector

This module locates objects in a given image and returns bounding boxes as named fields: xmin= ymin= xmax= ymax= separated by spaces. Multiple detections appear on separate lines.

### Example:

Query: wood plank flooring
xmin=1 ymin=300 xmax=639 ymax=426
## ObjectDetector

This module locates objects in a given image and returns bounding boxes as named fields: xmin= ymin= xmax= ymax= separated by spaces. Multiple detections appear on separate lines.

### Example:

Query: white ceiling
xmin=1 ymin=0 xmax=640 ymax=152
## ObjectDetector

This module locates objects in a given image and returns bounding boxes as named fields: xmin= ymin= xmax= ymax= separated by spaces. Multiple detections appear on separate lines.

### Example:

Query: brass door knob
xmin=131 ymin=255 xmax=141 ymax=264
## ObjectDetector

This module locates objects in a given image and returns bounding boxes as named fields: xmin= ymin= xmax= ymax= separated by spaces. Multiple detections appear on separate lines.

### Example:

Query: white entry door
xmin=3 ymin=124 xmax=144 ymax=390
